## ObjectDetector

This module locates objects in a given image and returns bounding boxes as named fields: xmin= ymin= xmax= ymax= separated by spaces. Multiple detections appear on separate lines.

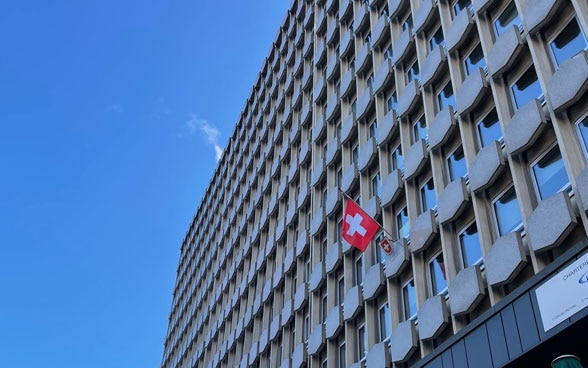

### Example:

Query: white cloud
xmin=186 ymin=114 xmax=223 ymax=162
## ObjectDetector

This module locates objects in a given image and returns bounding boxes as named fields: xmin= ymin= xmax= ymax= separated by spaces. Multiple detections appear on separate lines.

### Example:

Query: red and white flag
xmin=342 ymin=198 xmax=380 ymax=252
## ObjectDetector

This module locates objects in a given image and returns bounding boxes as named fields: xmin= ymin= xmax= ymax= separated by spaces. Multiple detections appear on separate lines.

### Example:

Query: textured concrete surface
xmin=528 ymin=191 xmax=577 ymax=252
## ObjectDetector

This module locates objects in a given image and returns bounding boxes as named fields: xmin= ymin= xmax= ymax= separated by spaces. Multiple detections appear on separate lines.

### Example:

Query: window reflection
xmin=531 ymin=145 xmax=570 ymax=200
xmin=493 ymin=186 xmax=523 ymax=235
xmin=511 ymin=66 xmax=542 ymax=109
xmin=550 ymin=18 xmax=588 ymax=67
xmin=459 ymin=222 xmax=482 ymax=267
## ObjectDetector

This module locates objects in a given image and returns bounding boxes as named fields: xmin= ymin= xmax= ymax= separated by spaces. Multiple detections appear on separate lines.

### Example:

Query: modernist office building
xmin=161 ymin=0 xmax=588 ymax=367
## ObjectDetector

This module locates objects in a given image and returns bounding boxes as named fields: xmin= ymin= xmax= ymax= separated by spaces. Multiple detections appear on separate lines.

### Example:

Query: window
xmin=429 ymin=26 xmax=445 ymax=50
xmin=337 ymin=168 xmax=343 ymax=188
xmin=477 ymin=109 xmax=502 ymax=147
xmin=338 ymin=342 xmax=346 ymax=368
xmin=412 ymin=114 xmax=428 ymax=143
xmin=464 ymin=43 xmax=486 ymax=75
xmin=351 ymin=98 xmax=357 ymax=114
xmin=373 ymin=232 xmax=386 ymax=264
xmin=321 ymin=291 xmax=328 ymax=323
xmin=402 ymin=279 xmax=417 ymax=320
xmin=371 ymin=171 xmax=381 ymax=197
xmin=354 ymin=254 xmax=364 ymax=286
xmin=303 ymin=312 xmax=310 ymax=342
xmin=386 ymin=91 xmax=398 ymax=113
xmin=459 ymin=222 xmax=482 ymax=267
xmin=369 ymin=119 xmax=378 ymax=139
xmin=550 ymin=17 xmax=587 ymax=67
xmin=390 ymin=144 xmax=404 ymax=171
xmin=385 ymin=44 xmax=393 ymax=60
xmin=337 ymin=275 xmax=345 ymax=305
xmin=396 ymin=206 xmax=410 ymax=239
xmin=406 ymin=58 xmax=420 ymax=83
xmin=337 ymin=218 xmax=343 ymax=242
xmin=447 ymin=145 xmax=467 ymax=181
xmin=453 ymin=0 xmax=472 ymax=16
xmin=576 ymin=114 xmax=588 ymax=157
xmin=494 ymin=1 xmax=521 ymax=37
xmin=437 ymin=82 xmax=455 ymax=111
xmin=531 ymin=145 xmax=570 ymax=200
xmin=429 ymin=252 xmax=447 ymax=295
xmin=420 ymin=178 xmax=436 ymax=212
xmin=352 ymin=144 xmax=359 ymax=164
xmin=366 ymin=73 xmax=374 ymax=89
xmin=357 ymin=321 xmax=367 ymax=361
xmin=511 ymin=66 xmax=542 ymax=108
xmin=402 ymin=14 xmax=413 ymax=32
xmin=378 ymin=302 xmax=391 ymax=342
xmin=493 ymin=186 xmax=523 ymax=235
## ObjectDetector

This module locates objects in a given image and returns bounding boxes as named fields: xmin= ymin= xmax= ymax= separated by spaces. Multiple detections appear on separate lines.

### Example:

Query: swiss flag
xmin=342 ymin=198 xmax=380 ymax=252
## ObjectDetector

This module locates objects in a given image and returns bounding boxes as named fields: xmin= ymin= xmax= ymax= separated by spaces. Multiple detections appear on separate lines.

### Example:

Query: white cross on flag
xmin=342 ymin=198 xmax=380 ymax=252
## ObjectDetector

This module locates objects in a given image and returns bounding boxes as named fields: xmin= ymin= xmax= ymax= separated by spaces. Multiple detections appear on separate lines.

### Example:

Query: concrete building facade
xmin=161 ymin=0 xmax=588 ymax=367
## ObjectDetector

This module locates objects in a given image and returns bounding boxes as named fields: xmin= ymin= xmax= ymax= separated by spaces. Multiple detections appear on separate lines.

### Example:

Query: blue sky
xmin=0 ymin=1 xmax=289 ymax=367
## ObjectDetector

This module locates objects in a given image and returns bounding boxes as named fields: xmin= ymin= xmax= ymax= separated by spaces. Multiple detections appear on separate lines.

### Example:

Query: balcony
xmin=299 ymin=139 xmax=311 ymax=164
xmin=355 ymin=41 xmax=372 ymax=74
xmin=325 ymin=92 xmax=340 ymax=122
xmin=302 ymin=66 xmax=312 ymax=90
xmin=326 ymin=56 xmax=340 ymax=82
xmin=339 ymin=0 xmax=353 ymax=21
xmin=353 ymin=3 xmax=370 ymax=33
xmin=340 ymin=112 xmax=356 ymax=144
xmin=314 ymin=38 xmax=327 ymax=67
xmin=377 ymin=109 xmax=398 ymax=145
xmin=340 ymin=67 xmax=356 ymax=99
xmin=315 ymin=8 xmax=326 ymax=34
xmin=356 ymin=85 xmax=374 ymax=120
xmin=303 ymin=35 xmax=314 ymax=59
xmin=313 ymin=76 xmax=327 ymax=102
xmin=374 ymin=58 xmax=394 ymax=94
xmin=300 ymin=102 xmax=312 ymax=126
xmin=372 ymin=14 xmax=390 ymax=48
xmin=311 ymin=158 xmax=326 ymax=186
xmin=312 ymin=114 xmax=326 ymax=142
xmin=303 ymin=6 xmax=313 ymax=30
xmin=326 ymin=18 xmax=339 ymax=46
xmin=341 ymin=162 xmax=359 ymax=193
xmin=357 ymin=137 xmax=378 ymax=172
xmin=340 ymin=27 xmax=354 ymax=58
xmin=325 ymin=135 xmax=341 ymax=166
xmin=392 ymin=28 xmax=414 ymax=64
xmin=325 ymin=187 xmax=340 ymax=216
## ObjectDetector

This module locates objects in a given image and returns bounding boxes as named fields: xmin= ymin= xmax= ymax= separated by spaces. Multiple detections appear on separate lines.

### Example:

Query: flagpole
xmin=338 ymin=187 xmax=397 ymax=241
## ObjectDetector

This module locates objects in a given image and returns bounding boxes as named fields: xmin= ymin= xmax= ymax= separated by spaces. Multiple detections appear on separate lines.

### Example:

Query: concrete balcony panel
xmin=325 ymin=241 xmax=342 ymax=274
xmin=378 ymin=109 xmax=398 ymax=145
xmin=240 ymin=353 xmax=249 ymax=368
xmin=469 ymin=141 xmax=505 ymax=193
xmin=364 ymin=195 xmax=381 ymax=219
xmin=340 ymin=67 xmax=356 ymax=99
xmin=293 ymin=51 xmax=303 ymax=77
xmin=504 ymin=99 xmax=548 ymax=156
xmin=276 ymin=217 xmax=286 ymax=242
xmin=258 ymin=329 xmax=269 ymax=356
xmin=279 ymin=358 xmax=290 ymax=368
xmin=281 ymin=298 xmax=294 ymax=326
xmin=298 ymin=181 xmax=310 ymax=209
xmin=289 ymin=121 xmax=301 ymax=142
xmin=428 ymin=106 xmax=456 ymax=151
xmin=314 ymin=40 xmax=327 ymax=67
xmin=270 ymin=314 xmax=282 ymax=341
xmin=390 ymin=320 xmax=418 ymax=363
xmin=421 ymin=45 xmax=446 ymax=87
xmin=326 ymin=18 xmax=339 ymax=46
xmin=523 ymin=0 xmax=564 ymax=34
xmin=253 ymin=292 xmax=262 ymax=317
xmin=385 ymin=238 xmax=409 ymax=278
xmin=294 ymin=282 xmax=309 ymax=311
xmin=437 ymin=177 xmax=469 ymax=225
xmin=547 ymin=51 xmax=588 ymax=113
xmin=340 ymin=27 xmax=354 ymax=58
xmin=392 ymin=28 xmax=413 ymax=64
xmin=288 ymin=158 xmax=300 ymax=183
xmin=362 ymin=263 xmax=385 ymax=300
xmin=302 ymin=65 xmax=312 ymax=90
xmin=456 ymin=68 xmax=488 ymax=116
xmin=325 ymin=187 xmax=341 ymax=217
xmin=381 ymin=169 xmax=404 ymax=207
xmin=354 ymin=4 xmax=370 ymax=34
xmin=357 ymin=85 xmax=374 ymax=120
xmin=308 ymin=323 xmax=325 ymax=356
xmin=409 ymin=210 xmax=438 ymax=253
xmin=262 ymin=278 xmax=274 ymax=304
xmin=309 ymin=261 xmax=325 ymax=292
xmin=388 ymin=0 xmax=408 ymax=18
xmin=311 ymin=159 xmax=326 ymax=187
xmin=296 ymin=230 xmax=310 ymax=257
xmin=278 ymin=178 xmax=288 ymax=200
xmin=325 ymin=305 xmax=343 ymax=339
xmin=299 ymin=139 xmax=311 ymax=164
xmin=314 ymin=76 xmax=327 ymax=103
xmin=310 ymin=207 xmax=326 ymax=237
xmin=315 ymin=8 xmax=326 ymax=34
xmin=472 ymin=0 xmax=496 ymax=14
xmin=343 ymin=285 xmax=364 ymax=320
xmin=271 ymin=158 xmax=281 ymax=180
xmin=292 ymin=342 xmax=307 ymax=368
xmin=413 ymin=0 xmax=436 ymax=34
xmin=326 ymin=136 xmax=341 ymax=167
xmin=326 ymin=93 xmax=341 ymax=122
xmin=341 ymin=112 xmax=357 ymax=144
xmin=577 ymin=166 xmax=588 ymax=213
xmin=403 ymin=139 xmax=428 ymax=181
xmin=273 ymin=263 xmax=284 ymax=289
xmin=300 ymin=102 xmax=312 ymax=126
xmin=358 ymin=137 xmax=377 ymax=172
xmin=341 ymin=162 xmax=359 ymax=193
xmin=367 ymin=341 xmax=391 ymax=368
xmin=295 ymin=23 xmax=304 ymax=47
xmin=340 ymin=0 xmax=353 ymax=19
xmin=397 ymin=80 xmax=421 ymax=119
xmin=326 ymin=56 xmax=340 ymax=82
xmin=286 ymin=202 xmax=298 ymax=226
xmin=356 ymin=42 xmax=373 ymax=75
xmin=446 ymin=8 xmax=474 ymax=53
xmin=374 ymin=59 xmax=394 ymax=94
xmin=417 ymin=295 xmax=449 ymax=340
xmin=372 ymin=15 xmax=390 ymax=49
xmin=485 ymin=231 xmax=526 ymax=286
xmin=303 ymin=7 xmax=314 ymax=30
xmin=313 ymin=115 xmax=326 ymax=142
xmin=487 ymin=25 xmax=525 ymax=78
xmin=448 ymin=265 xmax=485 ymax=315
xmin=326 ymin=0 xmax=337 ymax=13
xmin=528 ymin=191 xmax=577 ymax=252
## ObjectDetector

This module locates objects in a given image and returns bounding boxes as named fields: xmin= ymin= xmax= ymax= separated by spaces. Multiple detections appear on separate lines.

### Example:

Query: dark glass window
xmin=396 ymin=206 xmax=409 ymax=239
xmin=494 ymin=1 xmax=521 ymax=37
xmin=576 ymin=115 xmax=588 ymax=156
xmin=453 ymin=0 xmax=472 ymax=15
xmin=531 ymin=145 xmax=570 ymax=200
xmin=550 ymin=18 xmax=588 ymax=67
xmin=406 ymin=59 xmax=420 ymax=83
xmin=448 ymin=145 xmax=467 ymax=181
xmin=459 ymin=222 xmax=482 ymax=267
xmin=420 ymin=178 xmax=436 ymax=212
xmin=402 ymin=280 xmax=417 ymax=320
xmin=465 ymin=43 xmax=486 ymax=75
xmin=413 ymin=115 xmax=428 ymax=143
xmin=430 ymin=253 xmax=447 ymax=295
xmin=477 ymin=109 xmax=502 ymax=147
xmin=437 ymin=82 xmax=455 ymax=111
xmin=493 ymin=186 xmax=523 ymax=235
xmin=430 ymin=26 xmax=445 ymax=50
xmin=511 ymin=66 xmax=542 ymax=108
xmin=378 ymin=302 xmax=391 ymax=341
xmin=386 ymin=92 xmax=398 ymax=113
